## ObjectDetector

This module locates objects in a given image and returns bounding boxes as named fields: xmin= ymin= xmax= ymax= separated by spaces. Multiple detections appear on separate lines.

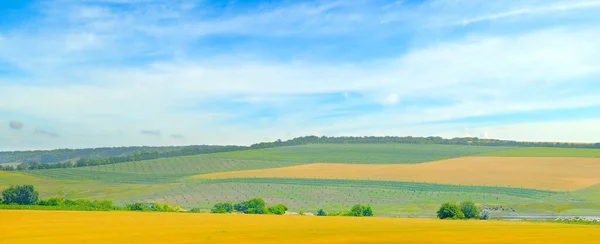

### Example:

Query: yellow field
xmin=1 ymin=210 xmax=599 ymax=244
xmin=192 ymin=157 xmax=600 ymax=191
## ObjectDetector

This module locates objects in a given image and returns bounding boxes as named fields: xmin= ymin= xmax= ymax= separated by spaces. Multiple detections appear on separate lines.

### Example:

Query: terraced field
xmin=2 ymin=210 xmax=600 ymax=244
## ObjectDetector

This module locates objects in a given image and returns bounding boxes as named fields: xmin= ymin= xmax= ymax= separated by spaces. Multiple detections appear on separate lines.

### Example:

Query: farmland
xmin=2 ymin=144 xmax=600 ymax=215
xmin=479 ymin=147 xmax=600 ymax=157
xmin=2 ymin=210 xmax=600 ymax=244
xmin=192 ymin=157 xmax=600 ymax=191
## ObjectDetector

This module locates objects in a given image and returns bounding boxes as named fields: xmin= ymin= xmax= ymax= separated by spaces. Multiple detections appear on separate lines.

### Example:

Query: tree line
xmin=0 ymin=185 xmax=183 ymax=212
xmin=3 ymin=135 xmax=599 ymax=171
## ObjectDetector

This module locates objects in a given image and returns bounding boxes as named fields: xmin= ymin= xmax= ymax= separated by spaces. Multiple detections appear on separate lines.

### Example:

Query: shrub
xmin=350 ymin=204 xmax=373 ymax=217
xmin=317 ymin=209 xmax=327 ymax=216
xmin=460 ymin=201 xmax=480 ymax=219
xmin=125 ymin=202 xmax=148 ymax=211
xmin=212 ymin=202 xmax=234 ymax=214
xmin=267 ymin=204 xmax=288 ymax=215
xmin=38 ymin=197 xmax=65 ymax=206
xmin=1 ymin=185 xmax=39 ymax=205
xmin=190 ymin=208 xmax=202 ymax=213
xmin=234 ymin=198 xmax=266 ymax=214
xmin=437 ymin=203 xmax=465 ymax=219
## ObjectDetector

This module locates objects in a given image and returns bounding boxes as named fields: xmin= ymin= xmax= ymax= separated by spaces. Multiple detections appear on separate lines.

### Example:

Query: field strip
xmin=1 ymin=210 xmax=599 ymax=244
xmin=193 ymin=178 xmax=559 ymax=198
xmin=192 ymin=157 xmax=600 ymax=191
xmin=479 ymin=147 xmax=600 ymax=157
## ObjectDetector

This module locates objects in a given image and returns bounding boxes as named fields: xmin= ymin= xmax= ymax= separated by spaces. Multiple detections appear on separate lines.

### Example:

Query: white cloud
xmin=1 ymin=0 xmax=600 ymax=149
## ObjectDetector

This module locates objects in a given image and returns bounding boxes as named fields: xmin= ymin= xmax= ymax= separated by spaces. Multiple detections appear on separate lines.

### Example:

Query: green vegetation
xmin=0 ymin=145 xmax=221 ymax=164
xmin=267 ymin=204 xmax=289 ymax=215
xmin=317 ymin=209 xmax=326 ymax=216
xmin=211 ymin=202 xmax=234 ymax=213
xmin=479 ymin=147 xmax=600 ymax=157
xmin=208 ymin=144 xmax=515 ymax=164
xmin=211 ymin=198 xmax=288 ymax=215
xmin=2 ymin=185 xmax=38 ymax=205
xmin=350 ymin=204 xmax=373 ymax=217
xmin=460 ymin=201 xmax=480 ymax=219
xmin=437 ymin=203 xmax=465 ymax=219
xmin=438 ymin=201 xmax=484 ymax=220
xmin=4 ymin=135 xmax=599 ymax=170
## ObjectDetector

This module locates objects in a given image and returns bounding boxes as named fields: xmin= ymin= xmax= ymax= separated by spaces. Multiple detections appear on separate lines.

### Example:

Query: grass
xmin=2 ymin=210 xmax=600 ymax=244
xmin=192 ymin=157 xmax=600 ymax=191
xmin=479 ymin=147 xmax=600 ymax=157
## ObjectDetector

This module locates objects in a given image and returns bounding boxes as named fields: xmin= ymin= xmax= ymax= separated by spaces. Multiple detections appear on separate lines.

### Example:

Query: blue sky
xmin=2 ymin=0 xmax=600 ymax=150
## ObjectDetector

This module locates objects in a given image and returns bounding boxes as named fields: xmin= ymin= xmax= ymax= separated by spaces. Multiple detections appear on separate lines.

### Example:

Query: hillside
xmin=2 ymin=144 xmax=600 ymax=216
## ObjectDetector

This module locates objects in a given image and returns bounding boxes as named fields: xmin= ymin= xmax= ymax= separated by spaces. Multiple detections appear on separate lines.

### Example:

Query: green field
xmin=479 ymin=147 xmax=600 ymax=157
xmin=2 ymin=144 xmax=600 ymax=216
xmin=203 ymin=144 xmax=516 ymax=164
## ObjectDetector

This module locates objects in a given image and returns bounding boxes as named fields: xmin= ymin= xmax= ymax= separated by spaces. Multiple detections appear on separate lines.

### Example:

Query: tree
xmin=437 ymin=203 xmax=465 ymax=219
xmin=267 ymin=204 xmax=288 ymax=215
xmin=317 ymin=209 xmax=327 ymax=216
xmin=1 ymin=185 xmax=39 ymax=205
xmin=125 ymin=202 xmax=147 ymax=211
xmin=212 ymin=202 xmax=234 ymax=213
xmin=460 ymin=201 xmax=480 ymax=219
xmin=234 ymin=198 xmax=266 ymax=214
xmin=350 ymin=204 xmax=373 ymax=217
xmin=363 ymin=206 xmax=373 ymax=216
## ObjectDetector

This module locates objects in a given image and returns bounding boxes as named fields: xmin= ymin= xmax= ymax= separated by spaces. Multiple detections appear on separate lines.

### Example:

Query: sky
xmin=1 ymin=0 xmax=600 ymax=151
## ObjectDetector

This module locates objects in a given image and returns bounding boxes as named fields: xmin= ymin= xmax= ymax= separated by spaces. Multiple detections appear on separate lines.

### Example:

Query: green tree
xmin=267 ymin=204 xmax=288 ymax=215
xmin=460 ymin=201 xmax=480 ymax=219
xmin=212 ymin=202 xmax=234 ymax=213
xmin=1 ymin=185 xmax=39 ymax=205
xmin=363 ymin=206 xmax=373 ymax=216
xmin=234 ymin=198 xmax=266 ymax=214
xmin=317 ymin=209 xmax=327 ymax=216
xmin=125 ymin=202 xmax=147 ymax=211
xmin=350 ymin=204 xmax=372 ymax=217
xmin=437 ymin=203 xmax=465 ymax=220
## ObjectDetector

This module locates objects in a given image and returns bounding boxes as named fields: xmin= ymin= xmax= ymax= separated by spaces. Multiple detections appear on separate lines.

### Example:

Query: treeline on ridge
xmin=2 ymin=136 xmax=600 ymax=171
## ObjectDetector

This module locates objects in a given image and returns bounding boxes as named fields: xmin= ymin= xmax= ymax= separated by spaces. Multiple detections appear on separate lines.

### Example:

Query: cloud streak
xmin=456 ymin=0 xmax=600 ymax=25
xmin=34 ymin=129 xmax=60 ymax=138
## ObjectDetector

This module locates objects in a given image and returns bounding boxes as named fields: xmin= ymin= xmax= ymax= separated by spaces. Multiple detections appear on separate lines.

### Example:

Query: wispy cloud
xmin=455 ymin=0 xmax=600 ymax=25
xmin=34 ymin=129 xmax=59 ymax=138
xmin=140 ymin=130 xmax=161 ymax=136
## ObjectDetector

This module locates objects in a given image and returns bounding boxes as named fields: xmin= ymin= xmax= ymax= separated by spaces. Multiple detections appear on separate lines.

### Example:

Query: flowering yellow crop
xmin=1 ymin=210 xmax=599 ymax=244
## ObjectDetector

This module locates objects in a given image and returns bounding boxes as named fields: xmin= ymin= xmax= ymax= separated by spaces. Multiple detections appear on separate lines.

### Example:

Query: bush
xmin=38 ymin=197 xmax=65 ymax=206
xmin=125 ymin=202 xmax=148 ymax=211
xmin=234 ymin=198 xmax=266 ymax=214
xmin=1 ymin=185 xmax=39 ymax=205
xmin=212 ymin=202 xmax=234 ymax=214
xmin=317 ymin=209 xmax=327 ymax=216
xmin=350 ymin=204 xmax=373 ymax=217
xmin=267 ymin=204 xmax=288 ymax=215
xmin=437 ymin=203 xmax=465 ymax=219
xmin=460 ymin=201 xmax=480 ymax=219
xmin=479 ymin=209 xmax=492 ymax=220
